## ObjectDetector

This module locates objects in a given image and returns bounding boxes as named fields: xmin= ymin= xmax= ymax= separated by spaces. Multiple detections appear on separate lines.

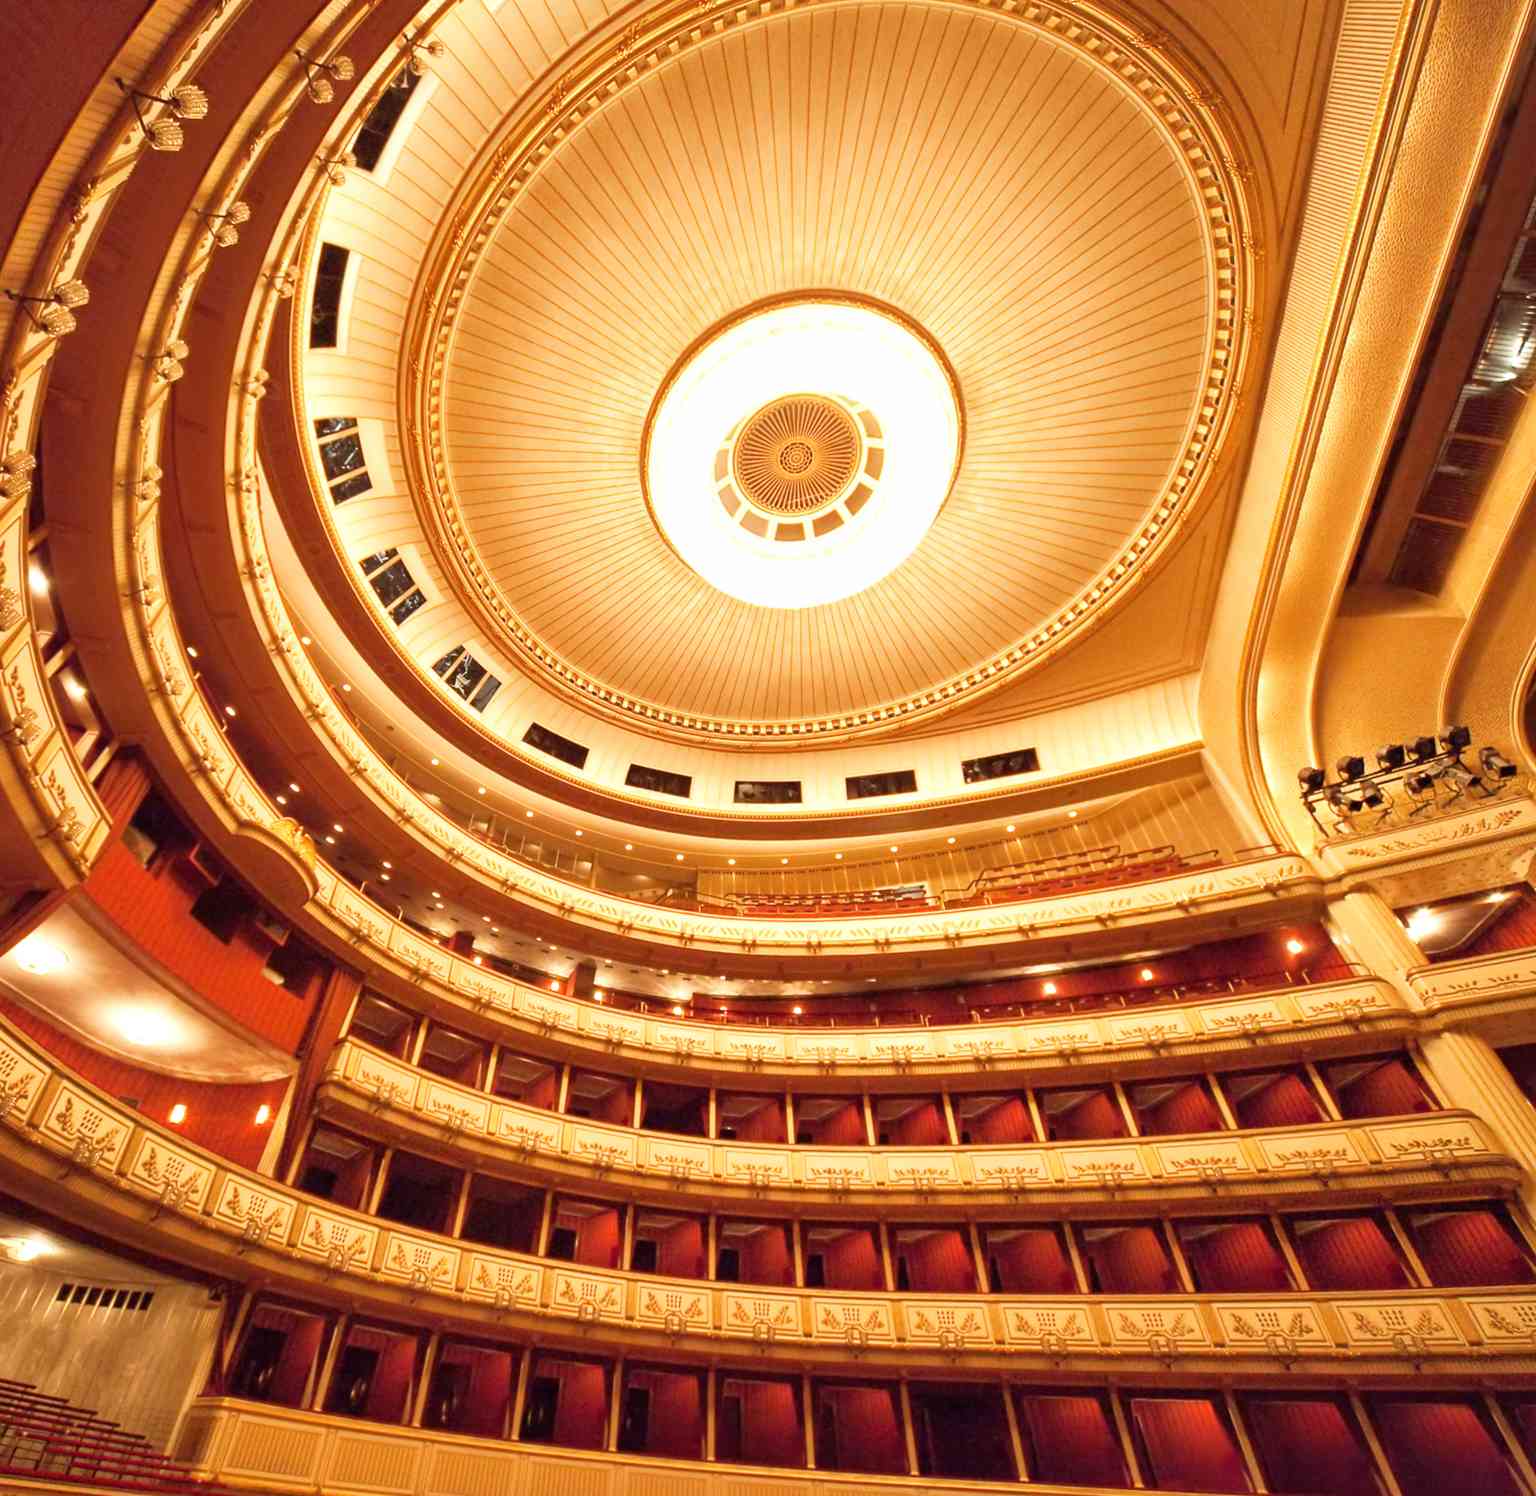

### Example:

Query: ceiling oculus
xmin=644 ymin=298 xmax=961 ymax=609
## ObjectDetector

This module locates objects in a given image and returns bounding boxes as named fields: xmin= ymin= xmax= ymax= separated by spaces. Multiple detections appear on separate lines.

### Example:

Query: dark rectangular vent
xmin=314 ymin=416 xmax=371 ymax=503
xmin=961 ymin=747 xmax=1040 ymax=784
xmin=846 ymin=769 xmax=917 ymax=799
xmin=735 ymin=780 xmax=802 ymax=805
xmin=351 ymin=67 xmax=419 ymax=171
xmin=309 ymin=243 xmax=349 ymax=348
xmin=54 ymin=1284 xmax=155 ymax=1312
xmin=627 ymin=763 xmax=692 ymax=798
xmin=525 ymin=722 xmax=589 ymax=770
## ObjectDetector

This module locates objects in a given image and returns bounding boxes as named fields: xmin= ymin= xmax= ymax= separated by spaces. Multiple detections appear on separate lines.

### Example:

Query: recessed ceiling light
xmin=834 ymin=853 xmax=843 ymax=860
xmin=672 ymin=1005 xmax=684 ymax=1016
xmin=525 ymin=810 xmax=534 ymax=819
xmin=1285 ymin=937 xmax=1305 ymax=954
xmin=254 ymin=1104 xmax=272 ymax=1125
xmin=1042 ymin=981 xmax=1057 ymax=995
xmin=380 ymin=873 xmax=390 ymax=881
xmin=289 ymin=782 xmax=301 ymax=793
xmin=340 ymin=683 xmax=352 ymax=693
xmin=1068 ymin=810 xmax=1078 ymax=819
xmin=332 ymin=823 xmax=343 ymax=833
xmin=12 ymin=936 xmax=67 ymax=976
xmin=324 ymin=835 xmax=335 ymax=844
xmin=431 ymin=892 xmax=441 ymax=898
xmin=430 ymin=757 xmax=439 ymax=766
xmin=624 ymin=842 xmax=633 ymax=851
xmin=300 ymin=635 xmax=311 ymax=646
xmin=64 ymin=678 xmax=87 ymax=703
xmin=186 ymin=645 xmax=199 ymax=658
xmin=780 ymin=857 xmax=789 ymax=864
xmin=482 ymin=915 xmax=491 ymax=923
xmin=168 ymin=1103 xmax=188 ymax=1125
xmin=727 ymin=858 xmax=736 ymax=866
xmin=434 ymin=901 xmax=444 ymax=909
xmin=675 ymin=853 xmax=684 ymax=861
xmin=792 ymin=1005 xmax=803 ymax=1015
xmin=1005 ymin=824 xmax=1016 ymax=833
xmin=1139 ymin=968 xmax=1154 ymax=981
xmin=27 ymin=565 xmax=48 ymax=596
xmin=472 ymin=955 xmax=483 ymax=966
xmin=477 ymin=786 xmax=486 ymax=795
xmin=574 ymin=829 xmax=583 ymax=837
xmin=491 ymin=926 xmax=499 ymax=933
xmin=889 ymin=845 xmax=899 ymax=853
xmin=382 ymin=861 xmax=391 ymax=869
xmin=946 ymin=836 xmax=956 ymax=844
xmin=223 ymin=704 xmax=236 ymax=717
xmin=275 ymin=794 xmax=287 ymax=805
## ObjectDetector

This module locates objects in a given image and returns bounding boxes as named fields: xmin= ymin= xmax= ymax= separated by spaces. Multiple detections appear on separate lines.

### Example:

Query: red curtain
xmin=814 ymin=1102 xmax=867 ymax=1145
xmin=816 ymin=1385 xmax=905 ymax=1473
xmin=551 ymin=1361 xmax=609 ymax=1450
xmin=1413 ymin=1210 xmax=1534 ymax=1287
xmin=657 ymin=1219 xmax=706 ymax=1278
xmin=1458 ymin=891 xmax=1536 ymax=959
xmin=1048 ymin=1089 xmax=1127 ymax=1141
xmin=1131 ymin=1397 xmax=1250 ymax=1492
xmin=991 ymin=1228 xmax=1077 ymax=1294
xmin=1292 ymin=1218 xmax=1409 ymax=1291
xmin=523 ymin=1070 xmax=559 ymax=1111
xmin=1370 ymin=1400 xmax=1522 ymax=1496
xmin=822 ymin=1228 xmax=883 ymax=1290
xmin=636 ymin=1370 xmax=703 ymax=1459
xmin=1334 ymin=1059 xmax=1432 ymax=1118
xmin=735 ymin=1099 xmax=786 ymax=1142
xmin=594 ymin=1082 xmax=632 ymax=1127
xmin=740 ymin=1224 xmax=793 ymax=1285
xmin=970 ymin=1096 xmax=1034 ymax=1143
xmin=1021 ymin=1394 xmax=1127 ymax=1487
xmin=899 ymin=1229 xmax=976 ymax=1293
xmin=573 ymin=1207 xmax=622 ymax=1269
xmin=1141 ymin=1081 xmax=1223 ymax=1136
xmin=340 ymin=1327 xmax=415 ymax=1424
xmin=888 ymin=1101 xmax=947 ymax=1146
xmin=1083 ymin=1226 xmax=1177 ymax=1294
xmin=1233 ymin=1073 xmax=1322 ymax=1129
xmin=1184 ymin=1223 xmax=1292 ymax=1293
xmin=740 ymin=1379 xmax=805 ymax=1467
xmin=1243 ymin=1398 xmax=1377 ymax=1496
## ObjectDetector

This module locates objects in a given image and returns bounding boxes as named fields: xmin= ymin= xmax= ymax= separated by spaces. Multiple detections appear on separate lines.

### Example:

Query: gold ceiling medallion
xmin=391 ymin=0 xmax=1260 ymax=747
xmin=731 ymin=395 xmax=862 ymax=518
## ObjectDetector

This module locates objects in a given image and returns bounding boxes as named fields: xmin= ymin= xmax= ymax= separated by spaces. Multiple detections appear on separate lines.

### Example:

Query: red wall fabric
xmin=734 ymin=1099 xmax=786 ymax=1142
xmin=341 ymin=1327 xmax=415 ymax=1424
xmin=1243 ymin=1399 xmax=1377 ymax=1496
xmin=1046 ymin=1089 xmax=1126 ymax=1141
xmin=1230 ymin=1072 xmax=1322 ymax=1129
xmin=736 ymin=1380 xmax=804 ymax=1467
xmin=1293 ymin=1218 xmax=1409 ymax=1291
xmin=83 ymin=842 xmax=311 ymax=1051
xmin=1332 ymin=1058 xmax=1432 ymax=1118
xmin=632 ymin=1369 xmax=703 ymax=1459
xmin=1412 ymin=1211 xmax=1534 ymax=1287
xmin=739 ymin=1224 xmax=793 ymax=1286
xmin=0 ymin=995 xmax=287 ymax=1168
xmin=571 ymin=1207 xmax=622 ymax=1269
xmin=522 ymin=1070 xmax=559 ymax=1111
xmin=448 ymin=1346 xmax=512 ymax=1438
xmin=657 ymin=1219 xmax=706 ymax=1279
xmin=1140 ymin=1081 xmax=1222 ymax=1136
xmin=1020 ymin=1394 xmax=1127 ymax=1487
xmin=819 ymin=1228 xmax=883 ymax=1290
xmin=551 ymin=1361 xmax=609 ymax=1449
xmin=593 ymin=1081 xmax=633 ymax=1127
xmin=1370 ymin=1400 xmax=1522 ymax=1496
xmin=812 ymin=1101 xmax=867 ymax=1145
xmin=1457 ymin=891 xmax=1536 ymax=960
xmin=897 ymin=1229 xmax=976 ymax=1293
xmin=1082 ymin=1226 xmax=1178 ymax=1294
xmin=1184 ymin=1224 xmax=1292 ymax=1293
xmin=1132 ymin=1397 xmax=1250 ymax=1492
xmin=816 ymin=1385 xmax=905 ymax=1473
xmin=886 ymin=1101 xmax=946 ymax=1146
xmin=989 ymin=1228 xmax=1077 ymax=1294
xmin=968 ymin=1096 xmax=1033 ymax=1143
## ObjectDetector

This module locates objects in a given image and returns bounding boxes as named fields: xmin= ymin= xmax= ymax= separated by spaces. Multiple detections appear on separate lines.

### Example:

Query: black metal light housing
xmin=1297 ymin=766 xmax=1326 ymax=793
xmin=1335 ymin=754 xmax=1366 ymax=781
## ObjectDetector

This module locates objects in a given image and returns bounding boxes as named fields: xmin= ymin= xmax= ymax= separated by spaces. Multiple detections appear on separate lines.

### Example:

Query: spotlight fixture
xmin=115 ymin=77 xmax=208 ymax=150
xmin=168 ymin=1103 xmax=188 ymax=1125
xmin=1440 ymin=724 xmax=1472 ymax=753
xmin=1296 ymin=766 xmax=1325 ymax=793
xmin=195 ymin=201 xmax=251 ymax=248
xmin=3 ymin=279 xmax=89 ymax=337
xmin=1335 ymin=754 xmax=1366 ymax=781
xmin=1375 ymin=743 xmax=1406 ymax=771
xmin=1480 ymin=746 xmax=1518 ymax=780
xmin=295 ymin=50 xmax=354 ymax=104
xmin=1440 ymin=761 xmax=1486 ymax=802
xmin=1408 ymin=735 xmax=1439 ymax=761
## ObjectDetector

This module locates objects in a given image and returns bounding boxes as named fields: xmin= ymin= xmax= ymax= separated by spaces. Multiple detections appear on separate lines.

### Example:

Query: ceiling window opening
xmin=734 ymin=780 xmax=802 ymax=805
xmin=357 ymin=550 xmax=425 ymax=625
xmin=309 ymin=243 xmax=349 ymax=349
xmin=626 ymin=763 xmax=692 ymax=798
xmin=846 ymin=769 xmax=917 ymax=800
xmin=312 ymin=416 xmax=372 ymax=503
xmin=350 ymin=67 xmax=420 ymax=171
xmin=961 ymin=747 xmax=1041 ymax=784
xmin=524 ymin=722 xmax=589 ymax=769
xmin=432 ymin=645 xmax=501 ymax=712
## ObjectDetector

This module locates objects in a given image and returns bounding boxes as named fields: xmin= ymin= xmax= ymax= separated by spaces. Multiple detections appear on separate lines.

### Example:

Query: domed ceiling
xmin=394 ymin=0 xmax=1250 ymax=745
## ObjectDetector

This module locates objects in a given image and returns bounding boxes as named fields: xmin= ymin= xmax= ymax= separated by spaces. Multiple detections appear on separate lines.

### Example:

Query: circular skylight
xmin=644 ymin=298 xmax=961 ymax=608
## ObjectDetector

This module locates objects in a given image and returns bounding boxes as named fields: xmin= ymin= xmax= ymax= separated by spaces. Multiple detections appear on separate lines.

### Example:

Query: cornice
xmin=2 ymin=1017 xmax=1532 ymax=1382
xmin=377 ymin=0 xmax=1258 ymax=749
xmin=318 ymin=1037 xmax=1511 ymax=1217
